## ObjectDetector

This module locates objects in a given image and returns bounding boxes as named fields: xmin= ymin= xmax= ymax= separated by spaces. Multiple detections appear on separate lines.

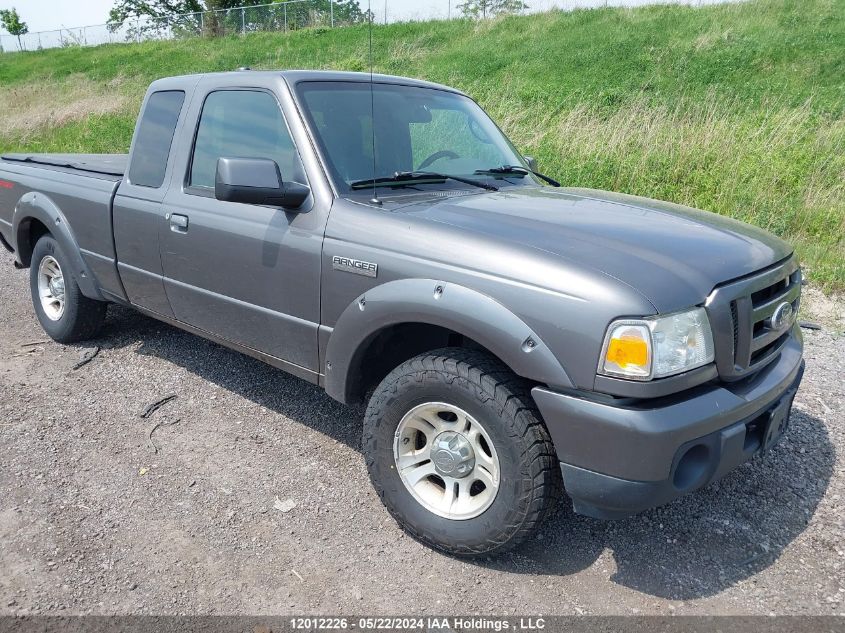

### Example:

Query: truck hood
xmin=397 ymin=187 xmax=793 ymax=313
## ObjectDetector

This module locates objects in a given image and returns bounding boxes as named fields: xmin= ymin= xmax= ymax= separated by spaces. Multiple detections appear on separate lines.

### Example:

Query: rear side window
xmin=188 ymin=90 xmax=306 ymax=190
xmin=128 ymin=90 xmax=185 ymax=188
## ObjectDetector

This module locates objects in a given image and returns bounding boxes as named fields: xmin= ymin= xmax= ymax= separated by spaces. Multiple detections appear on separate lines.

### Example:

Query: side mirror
xmin=214 ymin=157 xmax=310 ymax=210
xmin=523 ymin=155 xmax=538 ymax=172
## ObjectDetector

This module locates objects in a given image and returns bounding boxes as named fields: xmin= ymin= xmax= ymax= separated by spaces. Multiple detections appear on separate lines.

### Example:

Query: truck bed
xmin=0 ymin=152 xmax=127 ymax=303
xmin=1 ymin=153 xmax=128 ymax=178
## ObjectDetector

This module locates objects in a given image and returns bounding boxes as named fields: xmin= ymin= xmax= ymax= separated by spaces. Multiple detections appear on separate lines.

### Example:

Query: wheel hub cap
xmin=48 ymin=276 xmax=64 ymax=297
xmin=37 ymin=255 xmax=66 ymax=321
xmin=393 ymin=402 xmax=500 ymax=520
xmin=432 ymin=431 xmax=475 ymax=478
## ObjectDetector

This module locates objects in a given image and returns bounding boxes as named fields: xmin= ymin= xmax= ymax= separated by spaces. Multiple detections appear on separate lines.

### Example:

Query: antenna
xmin=368 ymin=0 xmax=382 ymax=206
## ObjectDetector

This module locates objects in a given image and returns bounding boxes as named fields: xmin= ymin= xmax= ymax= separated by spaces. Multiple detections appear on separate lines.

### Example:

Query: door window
xmin=188 ymin=90 xmax=306 ymax=190
xmin=128 ymin=90 xmax=185 ymax=188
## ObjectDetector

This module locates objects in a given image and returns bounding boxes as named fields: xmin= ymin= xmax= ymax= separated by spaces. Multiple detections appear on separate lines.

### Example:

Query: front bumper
xmin=532 ymin=330 xmax=805 ymax=519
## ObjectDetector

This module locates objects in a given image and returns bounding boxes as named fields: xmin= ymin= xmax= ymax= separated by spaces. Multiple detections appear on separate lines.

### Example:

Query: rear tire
xmin=363 ymin=347 xmax=562 ymax=557
xmin=29 ymin=235 xmax=106 ymax=343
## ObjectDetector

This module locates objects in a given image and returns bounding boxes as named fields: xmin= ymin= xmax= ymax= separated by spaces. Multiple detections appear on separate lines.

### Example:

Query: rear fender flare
xmin=13 ymin=191 xmax=104 ymax=301
xmin=323 ymin=278 xmax=573 ymax=403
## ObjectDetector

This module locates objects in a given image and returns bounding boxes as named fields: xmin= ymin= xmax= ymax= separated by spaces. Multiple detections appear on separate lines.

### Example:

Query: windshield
xmin=296 ymin=81 xmax=539 ymax=194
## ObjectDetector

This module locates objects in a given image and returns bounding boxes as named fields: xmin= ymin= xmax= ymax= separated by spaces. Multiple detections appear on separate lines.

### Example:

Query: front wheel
xmin=363 ymin=348 xmax=562 ymax=557
xmin=29 ymin=235 xmax=106 ymax=343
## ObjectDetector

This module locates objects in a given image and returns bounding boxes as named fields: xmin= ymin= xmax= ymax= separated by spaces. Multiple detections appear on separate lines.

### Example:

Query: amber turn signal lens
xmin=606 ymin=334 xmax=649 ymax=369
xmin=600 ymin=322 xmax=652 ymax=379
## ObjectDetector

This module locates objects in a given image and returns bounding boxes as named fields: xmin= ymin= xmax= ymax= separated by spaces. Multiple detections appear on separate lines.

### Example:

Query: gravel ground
xmin=0 ymin=250 xmax=843 ymax=616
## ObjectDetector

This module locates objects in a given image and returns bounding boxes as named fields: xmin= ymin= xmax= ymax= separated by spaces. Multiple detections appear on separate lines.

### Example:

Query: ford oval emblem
xmin=433 ymin=449 xmax=457 ymax=474
xmin=770 ymin=301 xmax=794 ymax=331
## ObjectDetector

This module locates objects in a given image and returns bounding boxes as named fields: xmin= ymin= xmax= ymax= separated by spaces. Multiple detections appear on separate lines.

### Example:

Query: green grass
xmin=1 ymin=0 xmax=843 ymax=289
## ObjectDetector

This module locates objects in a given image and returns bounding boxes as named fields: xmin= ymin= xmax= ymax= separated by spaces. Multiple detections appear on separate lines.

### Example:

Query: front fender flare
xmin=13 ymin=191 xmax=104 ymax=301
xmin=323 ymin=278 xmax=573 ymax=403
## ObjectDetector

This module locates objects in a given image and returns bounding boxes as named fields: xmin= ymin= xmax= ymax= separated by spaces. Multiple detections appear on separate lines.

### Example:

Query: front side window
xmin=296 ymin=81 xmax=537 ymax=193
xmin=129 ymin=90 xmax=185 ymax=188
xmin=189 ymin=90 xmax=306 ymax=190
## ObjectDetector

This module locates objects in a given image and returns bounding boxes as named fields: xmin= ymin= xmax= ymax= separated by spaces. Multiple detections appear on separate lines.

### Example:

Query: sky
xmin=4 ymin=0 xmax=730 ymax=33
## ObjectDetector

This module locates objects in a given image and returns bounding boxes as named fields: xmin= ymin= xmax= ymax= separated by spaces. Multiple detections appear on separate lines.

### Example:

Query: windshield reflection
xmin=297 ymin=81 xmax=538 ymax=193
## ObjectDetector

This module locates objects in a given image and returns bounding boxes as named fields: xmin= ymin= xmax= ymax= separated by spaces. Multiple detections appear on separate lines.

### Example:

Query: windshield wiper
xmin=474 ymin=165 xmax=561 ymax=187
xmin=350 ymin=170 xmax=498 ymax=192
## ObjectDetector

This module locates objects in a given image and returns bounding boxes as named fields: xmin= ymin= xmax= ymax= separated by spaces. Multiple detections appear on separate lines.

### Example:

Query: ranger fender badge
xmin=332 ymin=255 xmax=378 ymax=278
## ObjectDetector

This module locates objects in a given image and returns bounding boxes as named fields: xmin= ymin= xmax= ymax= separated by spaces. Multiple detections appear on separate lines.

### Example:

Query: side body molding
xmin=13 ymin=191 xmax=105 ymax=301
xmin=323 ymin=278 xmax=573 ymax=403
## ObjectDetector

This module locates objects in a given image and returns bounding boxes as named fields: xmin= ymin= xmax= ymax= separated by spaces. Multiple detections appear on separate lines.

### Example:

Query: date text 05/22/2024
xmin=289 ymin=617 xmax=548 ymax=631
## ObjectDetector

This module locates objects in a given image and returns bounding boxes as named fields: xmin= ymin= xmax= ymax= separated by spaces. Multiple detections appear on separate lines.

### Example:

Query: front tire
xmin=29 ymin=235 xmax=106 ymax=343
xmin=363 ymin=348 xmax=562 ymax=557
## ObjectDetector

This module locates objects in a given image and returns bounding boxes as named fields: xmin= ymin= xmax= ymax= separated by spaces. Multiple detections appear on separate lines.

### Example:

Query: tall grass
xmin=493 ymin=95 xmax=845 ymax=286
xmin=0 ymin=0 xmax=843 ymax=288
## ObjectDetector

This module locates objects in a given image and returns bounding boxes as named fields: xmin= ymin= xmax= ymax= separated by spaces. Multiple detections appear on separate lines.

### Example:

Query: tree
xmin=0 ymin=7 xmax=28 ymax=51
xmin=108 ymin=0 xmax=203 ymax=37
xmin=457 ymin=0 xmax=527 ymax=19
xmin=319 ymin=0 xmax=371 ymax=24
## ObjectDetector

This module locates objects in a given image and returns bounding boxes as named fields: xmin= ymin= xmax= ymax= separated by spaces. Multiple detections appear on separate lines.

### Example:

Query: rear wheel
xmin=363 ymin=348 xmax=562 ymax=557
xmin=29 ymin=235 xmax=106 ymax=343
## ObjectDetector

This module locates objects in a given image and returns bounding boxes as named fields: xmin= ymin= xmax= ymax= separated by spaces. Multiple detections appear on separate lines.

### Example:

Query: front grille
xmin=730 ymin=301 xmax=739 ymax=353
xmin=706 ymin=257 xmax=801 ymax=381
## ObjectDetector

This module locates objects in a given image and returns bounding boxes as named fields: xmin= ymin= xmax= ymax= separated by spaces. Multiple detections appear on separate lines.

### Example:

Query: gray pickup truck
xmin=0 ymin=70 xmax=805 ymax=556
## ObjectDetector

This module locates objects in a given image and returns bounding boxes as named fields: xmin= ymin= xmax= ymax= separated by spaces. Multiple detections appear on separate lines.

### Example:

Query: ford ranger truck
xmin=0 ymin=71 xmax=805 ymax=557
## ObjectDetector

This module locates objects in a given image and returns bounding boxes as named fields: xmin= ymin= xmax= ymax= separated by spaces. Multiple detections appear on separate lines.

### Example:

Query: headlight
xmin=599 ymin=307 xmax=715 ymax=380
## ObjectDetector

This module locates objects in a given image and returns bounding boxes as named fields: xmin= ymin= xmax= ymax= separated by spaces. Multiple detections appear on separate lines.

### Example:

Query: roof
xmin=280 ymin=70 xmax=465 ymax=95
xmin=151 ymin=69 xmax=466 ymax=96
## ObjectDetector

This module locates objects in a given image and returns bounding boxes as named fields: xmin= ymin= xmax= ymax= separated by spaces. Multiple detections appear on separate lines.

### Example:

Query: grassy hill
xmin=1 ymin=0 xmax=843 ymax=289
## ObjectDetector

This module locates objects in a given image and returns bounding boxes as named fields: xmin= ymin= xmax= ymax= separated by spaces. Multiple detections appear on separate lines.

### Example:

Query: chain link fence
xmin=0 ymin=0 xmax=737 ymax=53
xmin=0 ymin=0 xmax=355 ymax=52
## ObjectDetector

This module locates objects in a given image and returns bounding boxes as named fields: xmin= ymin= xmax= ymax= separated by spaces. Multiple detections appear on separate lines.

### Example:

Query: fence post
xmin=200 ymin=11 xmax=204 ymax=35
xmin=241 ymin=7 xmax=246 ymax=33
xmin=284 ymin=3 xmax=287 ymax=32
xmin=330 ymin=0 xmax=334 ymax=27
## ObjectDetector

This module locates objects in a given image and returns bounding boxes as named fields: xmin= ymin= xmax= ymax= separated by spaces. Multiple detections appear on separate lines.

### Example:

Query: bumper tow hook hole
xmin=673 ymin=444 xmax=711 ymax=491
xmin=743 ymin=412 xmax=768 ymax=453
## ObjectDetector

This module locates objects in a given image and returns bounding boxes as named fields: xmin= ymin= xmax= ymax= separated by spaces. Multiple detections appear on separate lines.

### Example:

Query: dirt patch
xmin=802 ymin=287 xmax=845 ymax=334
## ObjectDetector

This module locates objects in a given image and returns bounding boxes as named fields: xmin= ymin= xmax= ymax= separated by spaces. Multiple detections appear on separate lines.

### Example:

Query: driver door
xmin=160 ymin=85 xmax=322 ymax=375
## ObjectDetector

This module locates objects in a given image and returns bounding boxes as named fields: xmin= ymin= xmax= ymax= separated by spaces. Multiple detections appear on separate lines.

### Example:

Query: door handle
xmin=167 ymin=213 xmax=189 ymax=233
